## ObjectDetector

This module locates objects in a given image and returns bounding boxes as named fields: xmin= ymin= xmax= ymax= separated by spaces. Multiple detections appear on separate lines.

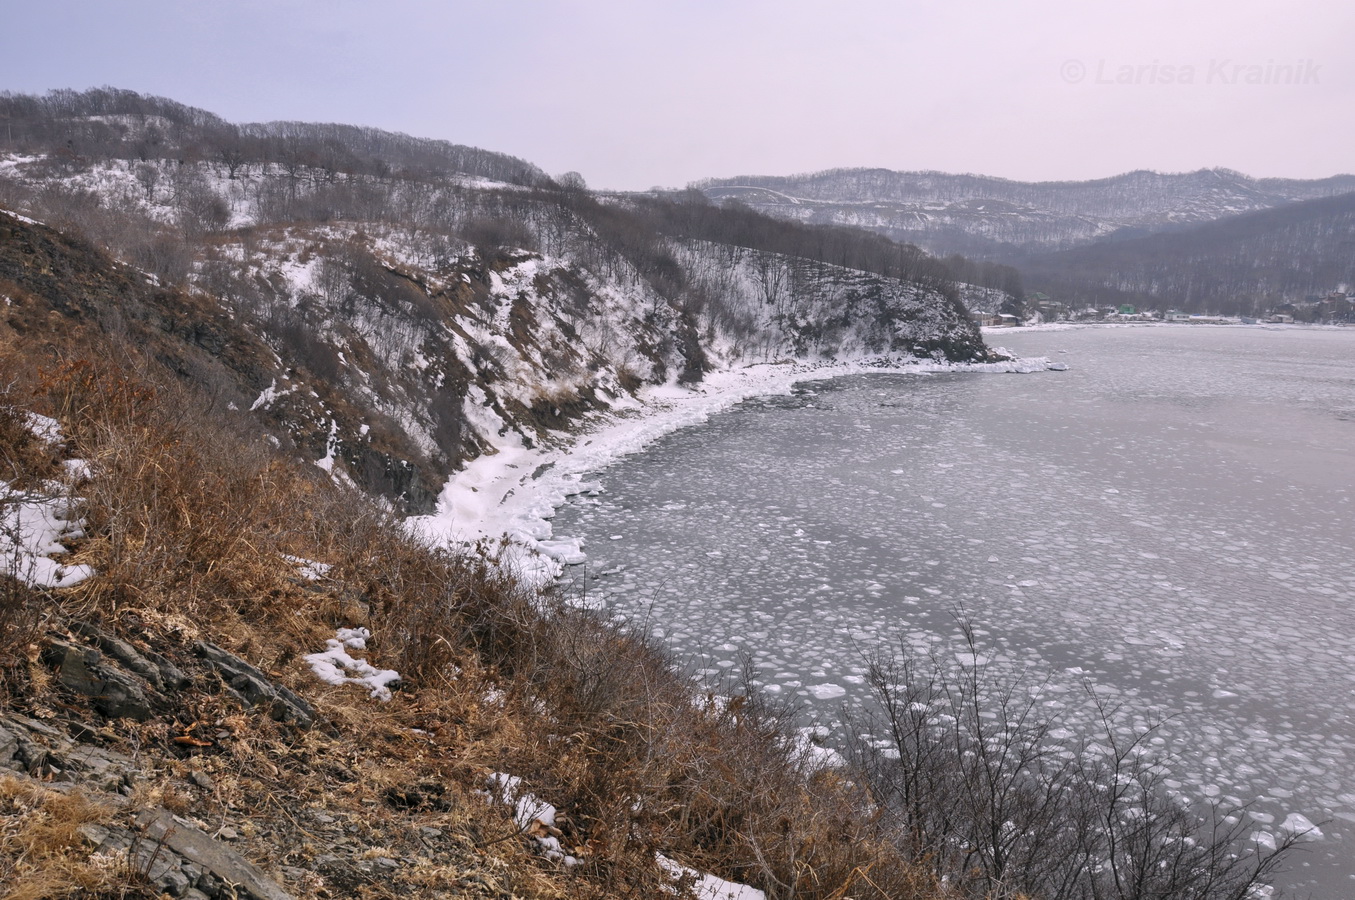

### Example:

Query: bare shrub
xmin=0 ymin=574 xmax=43 ymax=699
xmin=462 ymin=215 xmax=538 ymax=265
xmin=0 ymin=382 xmax=61 ymax=488
xmin=449 ymin=594 xmax=942 ymax=899
xmin=850 ymin=620 xmax=1302 ymax=899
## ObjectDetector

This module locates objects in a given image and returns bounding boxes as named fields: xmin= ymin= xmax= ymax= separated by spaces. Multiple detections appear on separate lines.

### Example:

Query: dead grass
xmin=0 ymin=361 xmax=57 ymax=696
xmin=0 ymin=776 xmax=158 ymax=900
xmin=31 ymin=357 xmax=326 ymax=642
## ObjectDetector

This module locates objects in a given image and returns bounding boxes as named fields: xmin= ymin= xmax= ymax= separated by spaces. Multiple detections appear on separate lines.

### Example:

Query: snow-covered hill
xmin=697 ymin=167 xmax=1355 ymax=258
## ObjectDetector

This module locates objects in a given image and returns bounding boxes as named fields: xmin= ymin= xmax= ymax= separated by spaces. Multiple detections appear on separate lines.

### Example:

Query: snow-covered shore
xmin=983 ymin=321 xmax=1352 ymax=335
xmin=408 ymin=354 xmax=1048 ymax=584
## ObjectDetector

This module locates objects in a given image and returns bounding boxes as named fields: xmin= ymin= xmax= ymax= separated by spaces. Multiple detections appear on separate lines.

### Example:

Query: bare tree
xmin=850 ymin=620 xmax=1305 ymax=900
xmin=134 ymin=162 xmax=159 ymax=202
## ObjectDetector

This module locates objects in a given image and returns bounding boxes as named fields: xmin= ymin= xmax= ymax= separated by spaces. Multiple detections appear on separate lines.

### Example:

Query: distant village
xmin=976 ymin=290 xmax=1353 ymax=327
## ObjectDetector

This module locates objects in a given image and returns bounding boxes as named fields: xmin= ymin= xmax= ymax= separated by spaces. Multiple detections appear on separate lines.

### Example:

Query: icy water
xmin=553 ymin=326 xmax=1355 ymax=897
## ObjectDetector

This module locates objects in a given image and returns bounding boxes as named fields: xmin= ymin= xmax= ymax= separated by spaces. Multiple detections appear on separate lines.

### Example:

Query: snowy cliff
xmin=1 ymin=143 xmax=990 ymax=513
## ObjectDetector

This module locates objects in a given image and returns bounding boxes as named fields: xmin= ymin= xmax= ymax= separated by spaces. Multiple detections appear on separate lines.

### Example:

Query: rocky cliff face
xmin=2 ymin=147 xmax=990 ymax=512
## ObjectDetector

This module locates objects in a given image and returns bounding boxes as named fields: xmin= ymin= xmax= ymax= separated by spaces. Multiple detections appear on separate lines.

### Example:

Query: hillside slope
xmin=1020 ymin=189 xmax=1355 ymax=315
xmin=0 ymin=89 xmax=1299 ymax=900
xmin=2 ymin=206 xmax=951 ymax=900
xmin=0 ymin=89 xmax=998 ymax=513
xmin=698 ymin=167 xmax=1355 ymax=258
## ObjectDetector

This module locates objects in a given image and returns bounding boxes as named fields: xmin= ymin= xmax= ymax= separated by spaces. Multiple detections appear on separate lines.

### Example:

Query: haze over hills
xmin=697 ymin=166 xmax=1355 ymax=316
xmin=696 ymin=167 xmax=1355 ymax=260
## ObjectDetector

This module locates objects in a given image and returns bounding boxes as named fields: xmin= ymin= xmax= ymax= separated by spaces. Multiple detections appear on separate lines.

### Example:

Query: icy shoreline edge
xmin=408 ymin=353 xmax=1048 ymax=584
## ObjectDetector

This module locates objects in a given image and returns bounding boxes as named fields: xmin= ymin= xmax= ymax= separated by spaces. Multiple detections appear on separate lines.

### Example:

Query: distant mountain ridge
xmin=696 ymin=167 xmax=1355 ymax=258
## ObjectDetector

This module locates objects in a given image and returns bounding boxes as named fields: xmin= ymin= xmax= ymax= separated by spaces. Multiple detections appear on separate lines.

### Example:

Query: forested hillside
xmin=1019 ymin=190 xmax=1355 ymax=316
xmin=698 ymin=166 xmax=1355 ymax=259
xmin=0 ymin=88 xmax=999 ymax=510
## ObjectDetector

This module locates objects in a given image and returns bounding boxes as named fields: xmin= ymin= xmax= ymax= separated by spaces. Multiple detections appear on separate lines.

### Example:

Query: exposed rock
xmin=135 ymin=808 xmax=295 ymax=900
xmin=1 ymin=712 xmax=137 ymax=793
xmin=77 ymin=821 xmax=182 ymax=894
xmin=67 ymin=620 xmax=191 ymax=690
xmin=41 ymin=636 xmax=153 ymax=720
xmin=0 ymin=722 xmax=19 ymax=768
xmin=76 ymin=809 xmax=296 ymax=900
xmin=70 ymin=621 xmax=164 ymax=688
xmin=61 ymin=742 xmax=137 ymax=793
xmin=192 ymin=641 xmax=315 ymax=729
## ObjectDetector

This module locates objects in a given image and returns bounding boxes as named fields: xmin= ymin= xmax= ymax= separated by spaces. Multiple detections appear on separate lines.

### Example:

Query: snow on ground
xmin=408 ymin=354 xmax=1048 ymax=586
xmin=303 ymin=628 xmax=402 ymax=701
xmin=250 ymin=378 xmax=290 ymax=412
xmin=656 ymin=854 xmax=767 ymax=900
xmin=485 ymin=773 xmax=581 ymax=867
xmin=0 ymin=483 xmax=96 ymax=588
xmin=0 ymin=413 xmax=95 ymax=589
xmin=282 ymin=554 xmax=332 ymax=581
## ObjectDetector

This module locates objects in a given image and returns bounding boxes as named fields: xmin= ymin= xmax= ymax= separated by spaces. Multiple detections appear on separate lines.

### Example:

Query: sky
xmin=2 ymin=0 xmax=1351 ymax=191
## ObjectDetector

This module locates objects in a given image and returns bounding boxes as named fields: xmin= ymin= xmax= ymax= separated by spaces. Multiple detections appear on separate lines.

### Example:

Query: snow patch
xmin=303 ymin=629 xmax=401 ymax=701
xmin=656 ymin=854 xmax=766 ymax=900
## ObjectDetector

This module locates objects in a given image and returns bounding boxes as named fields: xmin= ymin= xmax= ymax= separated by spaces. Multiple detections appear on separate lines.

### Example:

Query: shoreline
xmin=408 ymin=353 xmax=1049 ymax=583
xmin=983 ymin=320 xmax=1352 ymax=335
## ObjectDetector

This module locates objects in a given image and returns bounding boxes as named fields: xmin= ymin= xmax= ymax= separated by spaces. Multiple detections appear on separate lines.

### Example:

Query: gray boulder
xmin=78 ymin=809 xmax=296 ymax=900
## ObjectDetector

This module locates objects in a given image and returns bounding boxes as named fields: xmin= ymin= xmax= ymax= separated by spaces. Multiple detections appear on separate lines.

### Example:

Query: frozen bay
xmin=553 ymin=325 xmax=1355 ymax=897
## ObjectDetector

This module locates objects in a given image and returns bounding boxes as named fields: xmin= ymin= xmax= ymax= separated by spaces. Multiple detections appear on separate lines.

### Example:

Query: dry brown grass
xmin=0 ymin=361 xmax=57 ymax=695
xmin=0 ymin=776 xmax=158 ymax=900
xmin=421 ymin=590 xmax=943 ymax=899
xmin=21 ymin=357 xmax=343 ymax=670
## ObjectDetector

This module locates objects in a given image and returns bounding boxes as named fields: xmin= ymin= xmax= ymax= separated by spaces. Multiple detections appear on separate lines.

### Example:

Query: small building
xmin=1032 ymin=297 xmax=1069 ymax=321
xmin=973 ymin=312 xmax=1021 ymax=327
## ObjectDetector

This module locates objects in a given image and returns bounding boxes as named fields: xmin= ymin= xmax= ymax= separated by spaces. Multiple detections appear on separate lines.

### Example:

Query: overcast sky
xmin=2 ymin=0 xmax=1351 ymax=190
